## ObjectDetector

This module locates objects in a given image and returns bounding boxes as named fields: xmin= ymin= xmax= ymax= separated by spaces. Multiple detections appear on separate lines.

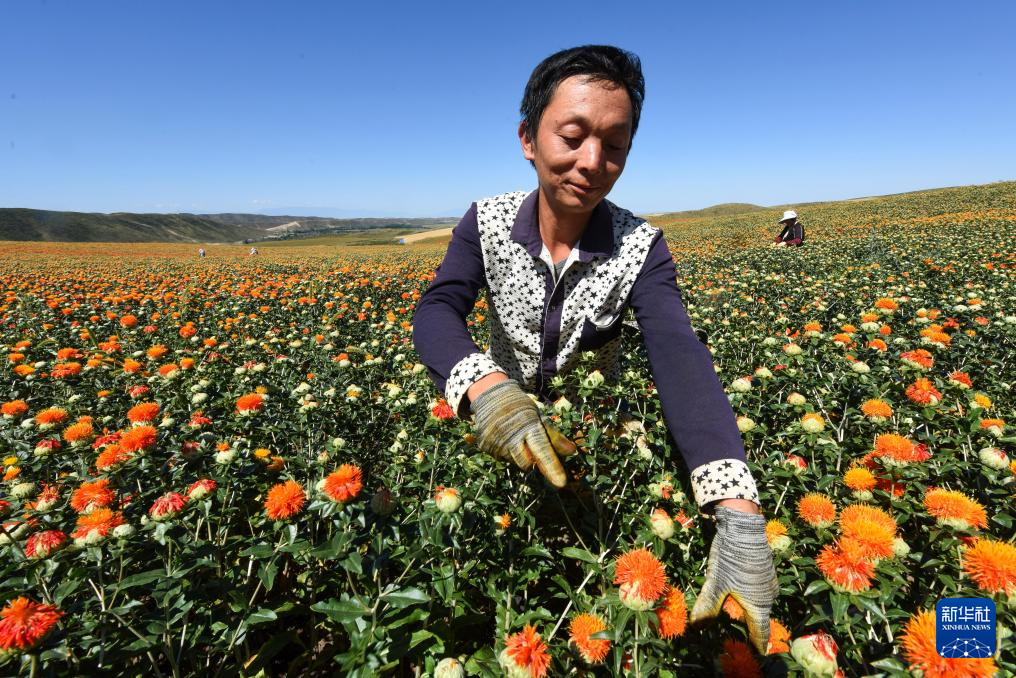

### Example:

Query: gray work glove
xmin=469 ymin=379 xmax=577 ymax=488
xmin=690 ymin=505 xmax=779 ymax=654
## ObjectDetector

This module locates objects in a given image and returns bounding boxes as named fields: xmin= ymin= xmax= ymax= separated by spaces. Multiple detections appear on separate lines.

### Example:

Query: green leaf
xmin=342 ymin=551 xmax=363 ymax=575
xmin=519 ymin=545 xmax=552 ymax=559
xmin=311 ymin=598 xmax=368 ymax=623
xmin=991 ymin=512 xmax=1013 ymax=528
xmin=465 ymin=646 xmax=498 ymax=674
xmin=258 ymin=561 xmax=278 ymax=592
xmin=829 ymin=591 xmax=849 ymax=624
xmin=871 ymin=657 xmax=907 ymax=670
xmin=279 ymin=539 xmax=311 ymax=554
xmin=383 ymin=607 xmax=428 ymax=630
xmin=383 ymin=587 xmax=430 ymax=609
xmin=118 ymin=570 xmax=167 ymax=590
xmin=409 ymin=629 xmax=441 ymax=652
xmin=246 ymin=608 xmax=278 ymax=626
xmin=241 ymin=544 xmax=276 ymax=558
xmin=854 ymin=595 xmax=887 ymax=622
xmin=803 ymin=579 xmax=830 ymax=597
xmin=561 ymin=547 xmax=599 ymax=564
xmin=309 ymin=532 xmax=347 ymax=560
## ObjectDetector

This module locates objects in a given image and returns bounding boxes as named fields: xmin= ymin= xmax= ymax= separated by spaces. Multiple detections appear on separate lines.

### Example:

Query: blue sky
xmin=2 ymin=1 xmax=1014 ymax=217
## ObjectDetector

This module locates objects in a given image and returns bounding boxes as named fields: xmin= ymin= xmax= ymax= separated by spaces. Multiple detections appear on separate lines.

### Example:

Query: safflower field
xmin=1 ymin=182 xmax=1014 ymax=677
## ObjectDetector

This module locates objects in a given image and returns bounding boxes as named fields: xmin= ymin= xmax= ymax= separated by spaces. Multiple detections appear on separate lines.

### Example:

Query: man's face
xmin=519 ymin=75 xmax=633 ymax=218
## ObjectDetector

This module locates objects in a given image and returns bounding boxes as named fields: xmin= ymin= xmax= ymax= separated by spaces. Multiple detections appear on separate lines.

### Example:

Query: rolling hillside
xmin=0 ymin=208 xmax=454 ymax=244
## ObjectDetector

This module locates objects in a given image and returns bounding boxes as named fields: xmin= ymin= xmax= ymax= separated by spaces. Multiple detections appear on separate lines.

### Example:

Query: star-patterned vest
xmin=444 ymin=191 xmax=659 ymax=415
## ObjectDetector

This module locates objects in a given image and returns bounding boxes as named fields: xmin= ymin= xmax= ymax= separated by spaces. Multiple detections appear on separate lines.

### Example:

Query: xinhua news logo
xmin=935 ymin=598 xmax=996 ymax=659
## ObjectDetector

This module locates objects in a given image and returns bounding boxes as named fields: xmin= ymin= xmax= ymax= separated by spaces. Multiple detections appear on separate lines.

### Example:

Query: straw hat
xmin=779 ymin=210 xmax=798 ymax=223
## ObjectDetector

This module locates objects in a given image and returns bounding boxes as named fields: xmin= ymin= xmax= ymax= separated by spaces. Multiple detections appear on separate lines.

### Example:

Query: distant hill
xmin=651 ymin=180 xmax=1016 ymax=257
xmin=644 ymin=202 xmax=765 ymax=219
xmin=0 ymin=208 xmax=454 ymax=243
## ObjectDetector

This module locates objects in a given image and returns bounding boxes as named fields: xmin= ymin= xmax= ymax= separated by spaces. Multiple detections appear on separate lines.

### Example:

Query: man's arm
xmin=628 ymin=232 xmax=760 ymax=513
xmin=412 ymin=204 xmax=507 ymax=417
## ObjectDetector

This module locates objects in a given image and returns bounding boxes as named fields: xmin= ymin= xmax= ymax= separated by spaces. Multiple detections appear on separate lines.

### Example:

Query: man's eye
xmin=559 ymin=135 xmax=582 ymax=147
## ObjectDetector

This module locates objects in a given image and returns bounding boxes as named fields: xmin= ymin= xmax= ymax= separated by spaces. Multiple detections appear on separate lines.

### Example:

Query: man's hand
xmin=690 ymin=505 xmax=779 ymax=654
xmin=469 ymin=379 xmax=577 ymax=487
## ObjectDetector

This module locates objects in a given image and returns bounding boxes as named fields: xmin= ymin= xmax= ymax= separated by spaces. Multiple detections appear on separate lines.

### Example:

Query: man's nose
xmin=576 ymin=139 xmax=604 ymax=174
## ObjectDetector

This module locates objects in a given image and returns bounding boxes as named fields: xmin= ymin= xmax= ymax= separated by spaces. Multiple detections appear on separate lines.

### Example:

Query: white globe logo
xmin=939 ymin=638 xmax=993 ymax=659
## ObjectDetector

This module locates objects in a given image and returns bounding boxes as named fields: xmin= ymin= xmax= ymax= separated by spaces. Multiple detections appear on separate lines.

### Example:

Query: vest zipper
xmin=536 ymin=258 xmax=566 ymax=396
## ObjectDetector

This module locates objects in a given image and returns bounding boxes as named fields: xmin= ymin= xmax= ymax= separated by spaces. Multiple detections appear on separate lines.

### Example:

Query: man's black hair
xmin=520 ymin=45 xmax=645 ymax=148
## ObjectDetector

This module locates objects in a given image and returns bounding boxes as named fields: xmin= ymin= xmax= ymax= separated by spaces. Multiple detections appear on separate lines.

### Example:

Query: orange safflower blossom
xmin=767 ymin=619 xmax=791 ymax=654
xmin=149 ymin=492 xmax=188 ymax=521
xmin=127 ymin=402 xmax=160 ymax=424
xmin=264 ymin=480 xmax=305 ymax=520
xmin=0 ymin=597 xmax=64 ymax=653
xmin=96 ymin=444 xmax=132 ymax=471
xmin=236 ymin=392 xmax=266 ymax=415
xmin=946 ymin=367 xmax=971 ymax=390
xmin=816 ymin=537 xmax=876 ymax=593
xmin=614 ymin=548 xmax=667 ymax=610
xmin=35 ymin=407 xmax=69 ymax=429
xmin=839 ymin=505 xmax=896 ymax=560
xmin=971 ymin=393 xmax=993 ymax=410
xmin=843 ymin=467 xmax=877 ymax=494
xmin=873 ymin=433 xmax=926 ymax=465
xmin=723 ymin=596 xmax=745 ymax=621
xmin=860 ymin=398 xmax=893 ymax=421
xmin=321 ymin=464 xmax=363 ymax=503
xmin=923 ymin=488 xmax=988 ymax=530
xmin=797 ymin=493 xmax=836 ymax=528
xmin=905 ymin=378 xmax=942 ymax=406
xmin=25 ymin=530 xmax=68 ymax=559
xmin=187 ymin=479 xmax=217 ymax=500
xmin=72 ymin=508 xmax=126 ymax=544
xmin=801 ymin=412 xmax=825 ymax=433
xmin=874 ymin=297 xmax=898 ymax=312
xmin=50 ymin=361 xmax=82 ymax=378
xmin=158 ymin=363 xmax=179 ymax=378
xmin=766 ymin=519 xmax=791 ymax=552
xmin=569 ymin=613 xmax=610 ymax=664
xmin=501 ymin=624 xmax=550 ymax=678
xmin=119 ymin=425 xmax=157 ymax=453
xmin=900 ymin=349 xmax=934 ymax=370
xmin=719 ymin=638 xmax=763 ymax=678
xmin=62 ymin=421 xmax=95 ymax=446
xmin=656 ymin=586 xmax=688 ymax=639
xmin=979 ymin=418 xmax=1005 ymax=436
xmin=70 ymin=479 xmax=115 ymax=513
xmin=960 ymin=538 xmax=1016 ymax=595
xmin=1 ymin=400 xmax=29 ymax=418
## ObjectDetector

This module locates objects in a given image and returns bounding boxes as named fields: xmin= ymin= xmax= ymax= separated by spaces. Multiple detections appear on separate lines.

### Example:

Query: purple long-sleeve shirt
xmin=412 ymin=190 xmax=759 ymax=509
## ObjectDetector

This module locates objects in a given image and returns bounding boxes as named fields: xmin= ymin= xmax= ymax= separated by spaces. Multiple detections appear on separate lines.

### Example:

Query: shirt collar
xmin=510 ymin=189 xmax=614 ymax=263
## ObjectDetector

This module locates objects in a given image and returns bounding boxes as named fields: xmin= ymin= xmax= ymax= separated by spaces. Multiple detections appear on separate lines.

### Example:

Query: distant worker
xmin=773 ymin=210 xmax=804 ymax=246
xmin=198 ymin=248 xmax=206 ymax=258
xmin=249 ymin=247 xmax=258 ymax=256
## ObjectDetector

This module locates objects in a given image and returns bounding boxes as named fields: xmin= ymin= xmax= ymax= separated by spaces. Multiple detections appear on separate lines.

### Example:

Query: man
xmin=412 ymin=45 xmax=777 ymax=653
xmin=774 ymin=210 xmax=805 ymax=246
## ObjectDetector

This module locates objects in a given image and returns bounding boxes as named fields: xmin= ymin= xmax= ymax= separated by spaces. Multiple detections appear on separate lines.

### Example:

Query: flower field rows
xmin=1 ymin=183 xmax=1015 ymax=676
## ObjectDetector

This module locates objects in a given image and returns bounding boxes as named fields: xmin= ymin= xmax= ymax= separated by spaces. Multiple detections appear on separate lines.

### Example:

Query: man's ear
xmin=518 ymin=121 xmax=535 ymax=162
